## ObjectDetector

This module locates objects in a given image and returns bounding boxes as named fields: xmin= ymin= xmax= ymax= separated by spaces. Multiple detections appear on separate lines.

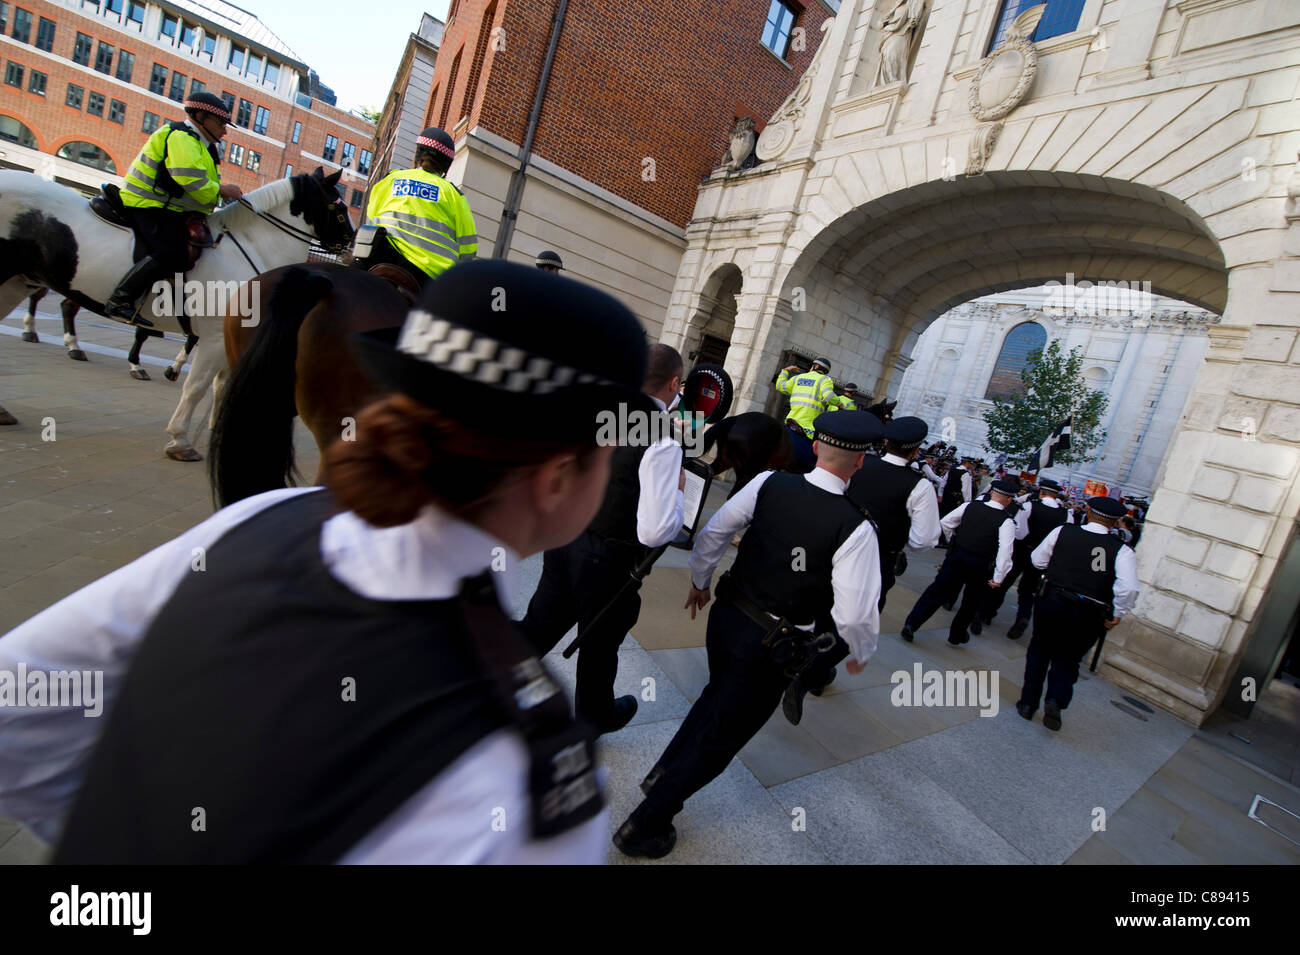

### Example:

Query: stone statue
xmin=724 ymin=117 xmax=757 ymax=171
xmin=875 ymin=0 xmax=925 ymax=87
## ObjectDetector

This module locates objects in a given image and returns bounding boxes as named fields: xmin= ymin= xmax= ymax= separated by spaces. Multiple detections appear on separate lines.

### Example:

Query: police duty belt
xmin=717 ymin=574 xmax=836 ymax=675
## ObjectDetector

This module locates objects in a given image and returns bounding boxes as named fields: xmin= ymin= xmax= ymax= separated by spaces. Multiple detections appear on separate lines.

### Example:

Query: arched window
xmin=934 ymin=348 xmax=960 ymax=387
xmin=0 ymin=115 xmax=38 ymax=149
xmin=57 ymin=141 xmax=116 ymax=173
xmin=985 ymin=322 xmax=1046 ymax=399
xmin=460 ymin=2 xmax=496 ymax=123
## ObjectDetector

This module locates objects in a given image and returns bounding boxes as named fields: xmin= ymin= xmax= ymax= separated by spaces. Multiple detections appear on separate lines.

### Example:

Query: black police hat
xmin=1038 ymin=478 xmax=1063 ymax=493
xmin=184 ymin=91 xmax=232 ymax=123
xmin=843 ymin=382 xmax=858 ymax=392
xmin=812 ymin=410 xmax=884 ymax=451
xmin=884 ymin=416 xmax=927 ymax=449
xmin=681 ymin=363 xmax=733 ymax=423
xmin=535 ymin=250 xmax=564 ymax=270
xmin=812 ymin=356 xmax=832 ymax=372
xmin=416 ymin=127 xmax=456 ymax=161
xmin=1087 ymin=496 xmax=1127 ymax=519
xmin=990 ymin=478 xmax=1020 ymax=495
xmin=351 ymin=260 xmax=651 ymax=441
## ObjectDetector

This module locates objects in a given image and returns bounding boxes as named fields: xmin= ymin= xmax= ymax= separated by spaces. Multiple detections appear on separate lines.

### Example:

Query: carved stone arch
xmin=686 ymin=263 xmax=743 ymax=367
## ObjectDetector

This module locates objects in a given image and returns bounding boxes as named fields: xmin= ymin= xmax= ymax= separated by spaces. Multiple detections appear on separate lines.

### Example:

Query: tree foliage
xmin=981 ymin=339 xmax=1108 ymax=469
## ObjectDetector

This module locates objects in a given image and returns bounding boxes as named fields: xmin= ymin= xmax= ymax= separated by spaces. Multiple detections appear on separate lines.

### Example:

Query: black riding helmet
xmin=415 ymin=127 xmax=456 ymax=175
xmin=183 ymin=91 xmax=232 ymax=125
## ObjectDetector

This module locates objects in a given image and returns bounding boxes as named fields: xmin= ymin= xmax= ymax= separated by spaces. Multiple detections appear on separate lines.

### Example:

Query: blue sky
xmin=256 ymin=0 xmax=451 ymax=114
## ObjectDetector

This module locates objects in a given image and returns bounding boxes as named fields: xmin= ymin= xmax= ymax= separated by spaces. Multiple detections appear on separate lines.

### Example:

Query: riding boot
xmin=104 ymin=257 xmax=163 ymax=327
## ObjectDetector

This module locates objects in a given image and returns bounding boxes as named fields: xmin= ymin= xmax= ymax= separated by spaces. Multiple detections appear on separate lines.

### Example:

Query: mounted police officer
xmin=535 ymin=250 xmax=564 ymax=273
xmin=613 ymin=411 xmax=883 ymax=858
xmin=775 ymin=357 xmax=838 ymax=437
xmin=981 ymin=477 xmax=1069 ymax=639
xmin=106 ymin=92 xmax=243 ymax=325
xmin=836 ymin=383 xmax=861 ymax=411
xmin=362 ymin=127 xmax=477 ymax=289
xmin=1016 ymin=496 xmax=1139 ymax=731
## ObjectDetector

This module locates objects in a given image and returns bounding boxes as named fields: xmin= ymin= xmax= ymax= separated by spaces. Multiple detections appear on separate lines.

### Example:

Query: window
xmin=0 ymin=114 xmax=38 ymax=148
xmin=246 ymin=150 xmax=260 ymax=172
xmin=160 ymin=13 xmax=177 ymax=41
xmin=115 ymin=50 xmax=133 ymax=82
xmin=246 ymin=53 xmax=262 ymax=81
xmin=322 ymin=134 xmax=337 ymax=162
xmin=82 ymin=0 xmax=98 ymax=7
xmin=104 ymin=0 xmax=123 ymax=16
xmin=34 ymin=15 xmax=52 ymax=51
xmin=179 ymin=20 xmax=196 ymax=49
xmin=108 ymin=98 xmax=124 ymax=123
xmin=283 ymin=162 xmax=292 ymax=178
xmin=988 ymin=0 xmax=1086 ymax=52
xmin=263 ymin=61 xmax=278 ymax=87
xmin=58 ymin=141 xmax=115 ymax=173
xmin=350 ymin=188 xmax=363 ymax=209
xmin=201 ymin=34 xmax=214 ymax=61
xmin=4 ymin=61 xmax=22 ymax=89
xmin=0 ymin=4 xmax=7 ymax=35
xmin=761 ymin=1 xmax=798 ymax=59
xmin=341 ymin=142 xmax=355 ymax=168
xmin=236 ymin=98 xmax=252 ymax=128
xmin=214 ymin=140 xmax=225 ymax=161
xmin=10 ymin=6 xmax=29 ymax=43
xmin=358 ymin=148 xmax=371 ymax=176
xmin=27 ymin=68 xmax=44 ymax=95
xmin=94 ymin=41 xmax=114 ymax=75
xmin=169 ymin=71 xmax=186 ymax=102
xmin=73 ymin=33 xmax=92 ymax=66
xmin=141 ymin=110 xmax=157 ymax=133
xmin=220 ymin=91 xmax=235 ymax=113
xmin=985 ymin=322 xmax=1048 ymax=399
xmin=228 ymin=45 xmax=244 ymax=71
xmin=66 ymin=82 xmax=83 ymax=108
xmin=126 ymin=0 xmax=143 ymax=27
xmin=253 ymin=106 xmax=269 ymax=135
xmin=438 ymin=49 xmax=461 ymax=129
xmin=291 ymin=120 xmax=301 ymax=143
xmin=87 ymin=91 xmax=104 ymax=116
xmin=189 ymin=78 xmax=204 ymax=97
xmin=228 ymin=143 xmax=244 ymax=166
xmin=461 ymin=2 xmax=496 ymax=121
xmin=148 ymin=63 xmax=167 ymax=95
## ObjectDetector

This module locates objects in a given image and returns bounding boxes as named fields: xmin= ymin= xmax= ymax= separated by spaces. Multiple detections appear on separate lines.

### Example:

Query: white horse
xmin=0 ymin=168 xmax=353 ymax=456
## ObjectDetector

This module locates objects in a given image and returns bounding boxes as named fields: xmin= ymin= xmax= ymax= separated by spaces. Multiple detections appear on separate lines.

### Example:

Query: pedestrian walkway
xmin=1 ymin=311 xmax=1297 ymax=865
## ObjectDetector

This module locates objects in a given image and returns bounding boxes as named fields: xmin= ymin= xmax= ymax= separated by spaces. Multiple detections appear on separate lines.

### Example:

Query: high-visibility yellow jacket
xmin=776 ymin=368 xmax=839 ymax=435
xmin=120 ymin=122 xmax=221 ymax=214
xmin=836 ymin=396 xmax=858 ymax=411
xmin=365 ymin=167 xmax=477 ymax=279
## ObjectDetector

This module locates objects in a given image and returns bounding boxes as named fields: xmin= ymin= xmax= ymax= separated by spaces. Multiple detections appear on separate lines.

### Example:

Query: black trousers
xmin=630 ymin=598 xmax=790 ymax=831
xmin=129 ymin=206 xmax=191 ymax=272
xmin=1017 ymin=591 xmax=1106 ymax=710
xmin=982 ymin=542 xmax=1041 ymax=623
xmin=518 ymin=532 xmax=642 ymax=726
xmin=904 ymin=545 xmax=992 ymax=643
xmin=371 ymin=234 xmax=431 ymax=292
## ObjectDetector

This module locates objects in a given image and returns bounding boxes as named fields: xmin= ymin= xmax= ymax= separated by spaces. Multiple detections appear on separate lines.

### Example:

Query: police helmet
xmin=183 ymin=91 xmax=232 ymax=125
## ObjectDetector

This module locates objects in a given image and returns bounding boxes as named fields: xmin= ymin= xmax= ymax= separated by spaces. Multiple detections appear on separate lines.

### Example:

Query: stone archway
xmin=683 ymin=263 xmax=742 ymax=368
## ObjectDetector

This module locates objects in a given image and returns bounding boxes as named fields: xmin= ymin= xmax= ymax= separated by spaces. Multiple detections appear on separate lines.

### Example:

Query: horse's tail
xmin=209 ymin=267 xmax=333 ymax=507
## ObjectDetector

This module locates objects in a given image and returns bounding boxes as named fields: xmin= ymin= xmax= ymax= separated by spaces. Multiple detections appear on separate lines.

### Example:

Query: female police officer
xmin=0 ymin=260 xmax=651 ymax=863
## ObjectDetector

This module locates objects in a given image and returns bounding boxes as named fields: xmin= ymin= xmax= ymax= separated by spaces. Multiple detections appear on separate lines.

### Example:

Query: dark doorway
xmin=698 ymin=334 xmax=730 ymax=367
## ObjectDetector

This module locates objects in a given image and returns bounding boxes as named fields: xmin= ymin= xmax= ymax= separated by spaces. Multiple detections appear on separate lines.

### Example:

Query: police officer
xmin=1016 ymin=497 xmax=1139 ymax=731
xmin=364 ymin=127 xmax=477 ymax=289
xmin=613 ymin=411 xmax=882 ymax=858
xmin=536 ymin=250 xmax=564 ymax=272
xmin=981 ymin=477 xmax=1069 ymax=639
xmin=519 ymin=344 xmax=685 ymax=734
xmin=846 ymin=416 xmax=941 ymax=611
xmin=106 ymin=92 xmax=243 ymax=324
xmin=775 ymin=357 xmax=839 ymax=437
xmin=837 ymin=383 xmax=861 ymax=411
xmin=901 ymin=477 xmax=1017 ymax=645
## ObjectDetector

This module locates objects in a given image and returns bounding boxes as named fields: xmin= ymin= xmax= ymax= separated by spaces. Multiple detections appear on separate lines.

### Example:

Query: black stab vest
xmin=1025 ymin=499 xmax=1069 ymax=549
xmin=952 ymin=501 xmax=1011 ymax=561
xmin=1044 ymin=524 xmax=1122 ymax=604
xmin=53 ymin=491 xmax=600 ymax=864
xmin=847 ymin=456 xmax=924 ymax=556
xmin=585 ymin=443 xmax=649 ymax=548
xmin=940 ymin=467 xmax=966 ymax=511
xmin=728 ymin=473 xmax=865 ymax=626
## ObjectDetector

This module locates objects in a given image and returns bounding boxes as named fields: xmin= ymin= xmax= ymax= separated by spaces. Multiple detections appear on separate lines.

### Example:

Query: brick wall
xmin=425 ymin=0 xmax=834 ymax=227
xmin=0 ymin=0 xmax=374 ymax=223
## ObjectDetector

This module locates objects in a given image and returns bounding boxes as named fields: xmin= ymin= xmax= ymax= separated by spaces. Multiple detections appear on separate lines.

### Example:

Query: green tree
xmin=982 ymin=339 xmax=1108 ymax=469
xmin=358 ymin=106 xmax=382 ymax=126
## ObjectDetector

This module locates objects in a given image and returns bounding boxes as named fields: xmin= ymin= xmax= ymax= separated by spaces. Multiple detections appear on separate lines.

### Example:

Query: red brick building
xmin=0 ymin=0 xmax=374 ymax=223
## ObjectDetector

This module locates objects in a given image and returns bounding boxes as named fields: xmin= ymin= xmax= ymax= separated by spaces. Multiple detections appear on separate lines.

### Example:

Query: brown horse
xmin=209 ymin=264 xmax=409 ymax=506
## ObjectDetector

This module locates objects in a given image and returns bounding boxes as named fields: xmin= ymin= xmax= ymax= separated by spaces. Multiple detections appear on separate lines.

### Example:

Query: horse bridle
xmin=222 ymin=176 xmax=354 ymax=269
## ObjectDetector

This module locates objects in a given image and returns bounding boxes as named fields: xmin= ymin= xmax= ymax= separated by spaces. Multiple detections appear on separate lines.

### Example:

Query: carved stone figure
xmin=966 ymin=120 xmax=1003 ymax=176
xmin=875 ymin=0 xmax=926 ymax=88
xmin=725 ymin=117 xmax=757 ymax=171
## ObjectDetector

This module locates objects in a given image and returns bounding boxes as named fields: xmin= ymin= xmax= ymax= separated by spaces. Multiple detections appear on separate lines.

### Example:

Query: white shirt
xmin=943 ymin=468 xmax=973 ymax=503
xmin=688 ymin=468 xmax=882 ymax=666
xmin=0 ymin=487 xmax=607 ymax=863
xmin=1017 ymin=495 xmax=1062 ymax=540
xmin=636 ymin=395 xmax=685 ymax=548
xmin=940 ymin=500 xmax=1017 ymax=584
xmin=882 ymin=454 xmax=941 ymax=549
xmin=921 ymin=462 xmax=944 ymax=490
xmin=1030 ymin=522 xmax=1140 ymax=617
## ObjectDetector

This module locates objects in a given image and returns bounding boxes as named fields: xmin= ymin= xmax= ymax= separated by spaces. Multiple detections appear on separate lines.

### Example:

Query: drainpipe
xmin=492 ymin=0 xmax=568 ymax=259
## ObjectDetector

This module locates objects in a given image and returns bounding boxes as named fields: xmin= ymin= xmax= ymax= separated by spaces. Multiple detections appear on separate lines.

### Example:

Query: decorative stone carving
xmin=875 ymin=0 xmax=927 ymax=88
xmin=967 ymin=6 xmax=1041 ymax=123
xmin=966 ymin=121 xmax=1003 ymax=175
xmin=756 ymin=17 xmax=835 ymax=162
xmin=723 ymin=117 xmax=757 ymax=171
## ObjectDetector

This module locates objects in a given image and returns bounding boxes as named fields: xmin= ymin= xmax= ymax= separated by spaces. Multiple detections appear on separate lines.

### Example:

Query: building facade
xmin=0 ymin=0 xmax=374 ymax=222
xmin=656 ymin=0 xmax=1300 ymax=725
xmin=895 ymin=288 xmax=1218 ymax=497
xmin=371 ymin=13 xmax=442 ymax=183
xmin=368 ymin=0 xmax=839 ymax=337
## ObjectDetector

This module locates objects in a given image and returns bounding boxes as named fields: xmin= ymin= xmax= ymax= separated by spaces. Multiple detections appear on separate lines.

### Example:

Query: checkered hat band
xmin=184 ymin=99 xmax=230 ymax=121
xmin=397 ymin=310 xmax=614 ymax=395
xmin=416 ymin=136 xmax=455 ymax=158
xmin=815 ymin=431 xmax=870 ymax=451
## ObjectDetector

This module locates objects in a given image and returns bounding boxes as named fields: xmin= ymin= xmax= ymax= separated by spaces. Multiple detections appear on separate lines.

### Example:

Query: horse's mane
xmin=208 ymin=177 xmax=297 ymax=230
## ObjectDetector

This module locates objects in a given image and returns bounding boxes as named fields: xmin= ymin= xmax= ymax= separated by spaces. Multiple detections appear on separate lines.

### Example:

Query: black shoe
xmin=942 ymin=600 xmax=955 ymax=612
xmin=592 ymin=695 xmax=638 ymax=735
xmin=613 ymin=819 xmax=677 ymax=859
xmin=640 ymin=767 xmax=664 ymax=797
xmin=1016 ymin=702 xmax=1035 ymax=721
xmin=1043 ymin=698 xmax=1062 ymax=732
xmin=970 ymin=618 xmax=983 ymax=636
xmin=782 ymin=678 xmax=809 ymax=725
xmin=810 ymin=668 xmax=836 ymax=697
xmin=900 ymin=625 xmax=915 ymax=643
xmin=1007 ymin=619 xmax=1028 ymax=640
xmin=948 ymin=630 xmax=969 ymax=646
